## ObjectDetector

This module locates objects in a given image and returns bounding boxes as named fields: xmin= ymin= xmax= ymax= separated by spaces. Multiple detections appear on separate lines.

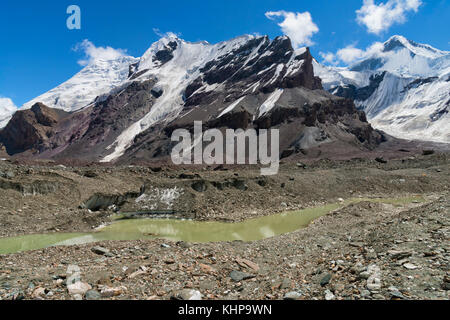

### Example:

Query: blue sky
xmin=0 ymin=0 xmax=449 ymax=106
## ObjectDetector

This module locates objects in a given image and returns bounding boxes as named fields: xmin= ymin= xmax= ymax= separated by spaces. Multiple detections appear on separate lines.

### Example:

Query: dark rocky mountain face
xmin=123 ymin=89 xmax=384 ymax=164
xmin=0 ymin=35 xmax=386 ymax=163
xmin=332 ymin=72 xmax=386 ymax=102
xmin=0 ymin=103 xmax=69 ymax=155
xmin=183 ymin=36 xmax=322 ymax=109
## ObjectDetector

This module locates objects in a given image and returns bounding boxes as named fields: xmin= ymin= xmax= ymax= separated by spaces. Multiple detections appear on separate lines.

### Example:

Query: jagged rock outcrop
xmin=0 ymin=103 xmax=69 ymax=155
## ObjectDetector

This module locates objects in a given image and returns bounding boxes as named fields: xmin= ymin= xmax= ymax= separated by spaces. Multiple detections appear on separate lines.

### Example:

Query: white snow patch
xmin=135 ymin=187 xmax=183 ymax=210
xmin=218 ymin=96 xmax=246 ymax=118
xmin=258 ymin=89 xmax=284 ymax=117
xmin=243 ymin=81 xmax=261 ymax=94
xmin=285 ymin=59 xmax=304 ymax=77
xmin=267 ymin=64 xmax=285 ymax=85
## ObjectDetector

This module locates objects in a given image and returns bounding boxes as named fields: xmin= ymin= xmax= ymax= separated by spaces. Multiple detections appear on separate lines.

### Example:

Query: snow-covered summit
xmin=22 ymin=55 xmax=138 ymax=113
xmin=382 ymin=35 xmax=448 ymax=59
xmin=315 ymin=35 xmax=450 ymax=143
xmin=350 ymin=35 xmax=450 ymax=78
xmin=103 ymin=33 xmax=308 ymax=162
xmin=0 ymin=98 xmax=17 ymax=128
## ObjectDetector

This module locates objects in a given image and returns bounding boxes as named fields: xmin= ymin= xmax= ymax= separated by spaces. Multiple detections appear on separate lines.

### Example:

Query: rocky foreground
xmin=0 ymin=194 xmax=448 ymax=301
xmin=0 ymin=154 xmax=448 ymax=300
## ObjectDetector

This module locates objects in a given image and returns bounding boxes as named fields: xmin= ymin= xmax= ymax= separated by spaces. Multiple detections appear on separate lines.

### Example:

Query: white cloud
xmin=336 ymin=46 xmax=367 ymax=64
xmin=74 ymin=40 xmax=128 ymax=66
xmin=153 ymin=29 xmax=182 ymax=39
xmin=320 ymin=52 xmax=337 ymax=65
xmin=356 ymin=0 xmax=422 ymax=35
xmin=321 ymin=42 xmax=384 ymax=65
xmin=265 ymin=10 xmax=319 ymax=47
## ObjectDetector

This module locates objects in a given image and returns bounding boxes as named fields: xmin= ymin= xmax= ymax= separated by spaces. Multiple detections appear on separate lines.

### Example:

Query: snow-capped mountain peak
xmin=315 ymin=35 xmax=450 ymax=143
xmin=102 ymin=34 xmax=301 ymax=162
xmin=0 ymin=98 xmax=17 ymax=128
xmin=350 ymin=35 xmax=450 ymax=78
xmin=22 ymin=54 xmax=139 ymax=113
xmin=383 ymin=35 xmax=448 ymax=59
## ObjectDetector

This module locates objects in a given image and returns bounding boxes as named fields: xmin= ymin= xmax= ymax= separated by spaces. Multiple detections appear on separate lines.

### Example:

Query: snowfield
xmin=314 ymin=35 xmax=450 ymax=143
xmin=0 ymin=98 xmax=17 ymax=128
xmin=22 ymin=55 xmax=139 ymax=113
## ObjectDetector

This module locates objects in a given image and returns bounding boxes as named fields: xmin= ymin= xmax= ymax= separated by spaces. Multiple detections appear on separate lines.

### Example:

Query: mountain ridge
xmin=0 ymin=34 xmax=385 ymax=164
xmin=314 ymin=35 xmax=450 ymax=143
xmin=1 ymin=34 xmax=448 ymax=164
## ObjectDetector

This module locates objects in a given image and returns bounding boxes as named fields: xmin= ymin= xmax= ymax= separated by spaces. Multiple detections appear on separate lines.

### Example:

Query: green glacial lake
xmin=0 ymin=196 xmax=424 ymax=254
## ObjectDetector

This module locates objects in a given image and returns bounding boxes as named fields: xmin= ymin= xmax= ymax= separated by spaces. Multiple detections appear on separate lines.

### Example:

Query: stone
xmin=128 ymin=269 xmax=146 ymax=279
xmin=100 ymin=286 xmax=126 ymax=298
xmin=172 ymin=289 xmax=202 ymax=300
xmin=199 ymin=263 xmax=217 ymax=274
xmin=164 ymin=258 xmax=176 ymax=264
xmin=32 ymin=287 xmax=46 ymax=298
xmin=403 ymin=263 xmax=418 ymax=270
xmin=319 ymin=273 xmax=332 ymax=286
xmin=366 ymin=277 xmax=381 ymax=291
xmin=91 ymin=246 xmax=110 ymax=256
xmin=296 ymin=162 xmax=306 ymax=169
xmin=85 ymin=290 xmax=101 ymax=300
xmin=366 ymin=265 xmax=382 ymax=291
xmin=177 ymin=241 xmax=192 ymax=249
xmin=192 ymin=180 xmax=208 ymax=192
xmin=5 ymin=171 xmax=16 ymax=179
xmin=387 ymin=250 xmax=412 ymax=260
xmin=442 ymin=275 xmax=450 ymax=290
xmin=230 ymin=271 xmax=255 ymax=282
xmin=67 ymin=281 xmax=92 ymax=295
xmin=388 ymin=286 xmax=404 ymax=299
xmin=72 ymin=294 xmax=83 ymax=300
xmin=232 ymin=179 xmax=248 ymax=191
xmin=280 ymin=278 xmax=292 ymax=290
xmin=235 ymin=258 xmax=260 ymax=272
xmin=359 ymin=271 xmax=371 ymax=280
xmin=350 ymin=264 xmax=366 ymax=274
xmin=360 ymin=289 xmax=371 ymax=298
xmin=324 ymin=289 xmax=335 ymax=300
xmin=283 ymin=291 xmax=302 ymax=300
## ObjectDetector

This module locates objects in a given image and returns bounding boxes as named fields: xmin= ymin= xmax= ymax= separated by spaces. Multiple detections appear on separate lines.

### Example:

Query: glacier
xmin=314 ymin=35 xmax=450 ymax=143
